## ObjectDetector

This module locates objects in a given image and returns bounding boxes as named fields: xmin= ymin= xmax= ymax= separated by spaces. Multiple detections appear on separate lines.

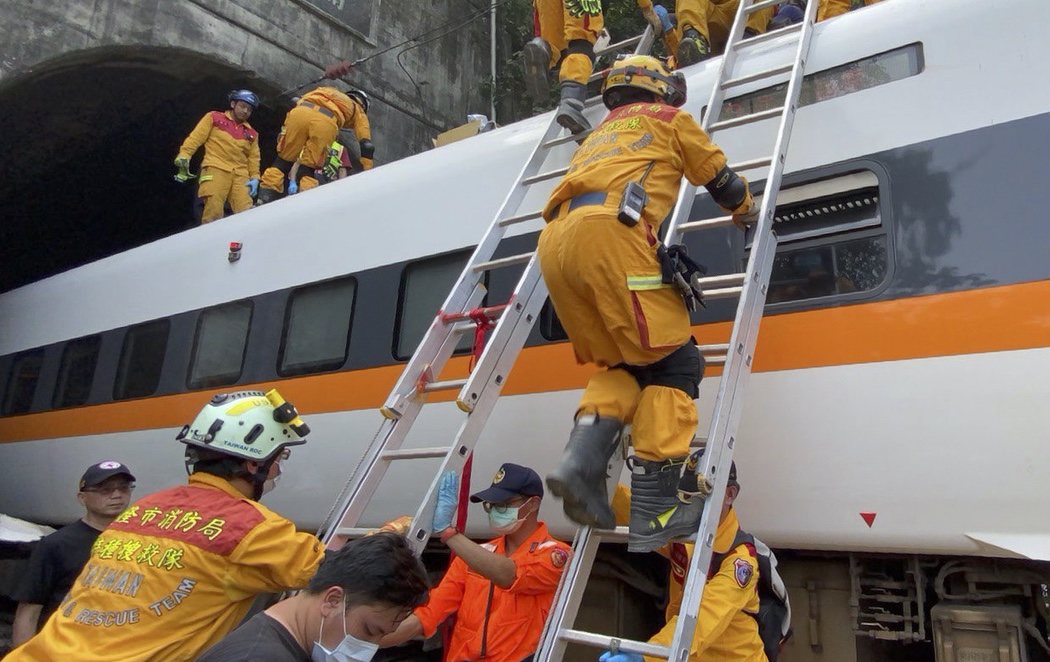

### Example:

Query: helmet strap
xmin=249 ymin=456 xmax=280 ymax=501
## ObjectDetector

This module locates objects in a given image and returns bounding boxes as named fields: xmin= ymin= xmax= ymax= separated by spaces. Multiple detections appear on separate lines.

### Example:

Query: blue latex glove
xmin=287 ymin=179 xmax=299 ymax=195
xmin=247 ymin=178 xmax=259 ymax=197
xmin=654 ymin=4 xmax=675 ymax=33
xmin=599 ymin=652 xmax=644 ymax=662
xmin=432 ymin=471 xmax=459 ymax=532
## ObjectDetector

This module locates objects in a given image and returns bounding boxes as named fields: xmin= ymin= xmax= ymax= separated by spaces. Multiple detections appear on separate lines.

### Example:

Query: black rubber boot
xmin=627 ymin=455 xmax=706 ymax=553
xmin=676 ymin=28 xmax=712 ymax=68
xmin=255 ymin=187 xmax=280 ymax=206
xmin=555 ymin=81 xmax=591 ymax=135
xmin=545 ymin=415 xmax=623 ymax=529
xmin=523 ymin=37 xmax=553 ymax=101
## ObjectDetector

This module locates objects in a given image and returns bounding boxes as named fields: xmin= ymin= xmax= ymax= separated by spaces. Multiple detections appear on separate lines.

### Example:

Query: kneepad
xmin=618 ymin=341 xmax=704 ymax=399
xmin=271 ymin=156 xmax=294 ymax=175
xmin=359 ymin=139 xmax=375 ymax=160
xmin=564 ymin=39 xmax=596 ymax=62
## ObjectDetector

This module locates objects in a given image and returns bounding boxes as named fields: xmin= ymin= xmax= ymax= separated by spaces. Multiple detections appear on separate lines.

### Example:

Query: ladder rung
xmin=596 ymin=526 xmax=630 ymax=542
xmin=334 ymin=527 xmax=374 ymax=538
xmin=728 ymin=156 xmax=773 ymax=171
xmin=584 ymin=95 xmax=606 ymax=108
xmin=699 ymin=273 xmax=745 ymax=288
xmin=545 ymin=129 xmax=593 ymax=148
xmin=594 ymin=34 xmax=644 ymax=58
xmin=678 ymin=215 xmax=735 ymax=233
xmin=705 ymin=354 xmax=728 ymax=365
xmin=472 ymin=252 xmax=535 ymax=273
xmin=559 ymin=630 xmax=669 ymax=658
xmin=522 ymin=166 xmax=569 ymax=186
xmin=736 ymin=20 xmax=802 ymax=48
xmin=705 ymin=286 xmax=744 ymax=299
xmin=710 ymin=106 xmax=784 ymax=131
xmin=440 ymin=304 xmax=509 ymax=324
xmin=746 ymin=0 xmax=783 ymax=14
xmin=381 ymin=446 xmax=452 ymax=461
xmin=421 ymin=378 xmax=468 ymax=393
xmin=499 ymin=210 xmax=544 ymax=227
xmin=699 ymin=343 xmax=730 ymax=354
xmin=722 ymin=63 xmax=793 ymax=90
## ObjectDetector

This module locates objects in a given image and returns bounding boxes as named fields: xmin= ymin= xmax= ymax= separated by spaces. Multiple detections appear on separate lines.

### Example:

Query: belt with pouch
xmin=551 ymin=191 xmax=616 ymax=221
xmin=299 ymin=101 xmax=336 ymax=119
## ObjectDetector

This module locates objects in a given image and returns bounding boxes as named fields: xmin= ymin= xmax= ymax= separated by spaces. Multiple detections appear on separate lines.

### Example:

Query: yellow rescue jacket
xmin=7 ymin=473 xmax=325 ymax=662
xmin=177 ymin=110 xmax=261 ymax=178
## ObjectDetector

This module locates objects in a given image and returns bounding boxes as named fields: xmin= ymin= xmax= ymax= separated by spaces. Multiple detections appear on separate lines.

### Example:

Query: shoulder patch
xmin=734 ymin=557 xmax=754 ymax=588
xmin=551 ymin=548 xmax=569 ymax=568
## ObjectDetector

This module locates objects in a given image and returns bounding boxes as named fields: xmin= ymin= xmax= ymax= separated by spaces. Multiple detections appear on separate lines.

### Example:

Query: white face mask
xmin=262 ymin=473 xmax=280 ymax=495
xmin=311 ymin=596 xmax=379 ymax=662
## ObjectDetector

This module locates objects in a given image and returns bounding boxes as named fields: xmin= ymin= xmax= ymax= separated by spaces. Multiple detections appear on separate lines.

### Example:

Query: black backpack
xmin=709 ymin=529 xmax=793 ymax=661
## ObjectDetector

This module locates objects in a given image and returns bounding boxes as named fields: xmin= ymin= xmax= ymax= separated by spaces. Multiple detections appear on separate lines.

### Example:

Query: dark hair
xmin=307 ymin=532 xmax=429 ymax=611
xmin=605 ymin=86 xmax=660 ymax=109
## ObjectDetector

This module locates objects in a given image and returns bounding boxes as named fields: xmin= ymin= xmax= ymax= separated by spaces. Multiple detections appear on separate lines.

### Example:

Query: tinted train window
xmin=395 ymin=251 xmax=477 ymax=360
xmin=540 ymin=300 xmax=569 ymax=342
xmin=751 ymin=171 xmax=890 ymax=305
xmin=710 ymin=43 xmax=924 ymax=122
xmin=279 ymin=277 xmax=357 ymax=376
xmin=187 ymin=301 xmax=253 ymax=389
xmin=115 ymin=320 xmax=170 ymax=400
xmin=53 ymin=335 xmax=102 ymax=408
xmin=3 ymin=350 xmax=44 ymax=415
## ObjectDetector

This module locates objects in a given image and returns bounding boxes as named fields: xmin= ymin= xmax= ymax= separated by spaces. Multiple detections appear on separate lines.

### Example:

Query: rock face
xmin=0 ymin=0 xmax=491 ymax=290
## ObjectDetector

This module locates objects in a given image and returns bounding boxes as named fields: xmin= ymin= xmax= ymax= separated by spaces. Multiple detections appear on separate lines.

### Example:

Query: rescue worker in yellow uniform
xmin=6 ymin=390 xmax=326 ymax=662
xmin=674 ymin=0 xmax=776 ymax=66
xmin=523 ymin=0 xmax=670 ymax=134
xmin=604 ymin=457 xmax=766 ymax=661
xmin=538 ymin=55 xmax=754 ymax=553
xmin=257 ymin=86 xmax=372 ymax=203
xmin=380 ymin=464 xmax=572 ymax=661
xmin=818 ymin=0 xmax=881 ymax=21
xmin=175 ymin=89 xmax=261 ymax=224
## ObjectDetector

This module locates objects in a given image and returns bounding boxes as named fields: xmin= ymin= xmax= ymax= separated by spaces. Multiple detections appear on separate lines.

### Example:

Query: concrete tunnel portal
xmin=0 ymin=46 xmax=285 ymax=292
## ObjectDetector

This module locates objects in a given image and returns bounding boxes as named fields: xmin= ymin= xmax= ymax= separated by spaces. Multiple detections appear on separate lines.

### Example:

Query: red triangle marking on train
xmin=860 ymin=512 xmax=877 ymax=528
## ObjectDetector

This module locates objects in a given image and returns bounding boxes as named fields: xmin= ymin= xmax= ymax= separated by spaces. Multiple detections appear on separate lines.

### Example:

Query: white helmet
xmin=176 ymin=389 xmax=309 ymax=463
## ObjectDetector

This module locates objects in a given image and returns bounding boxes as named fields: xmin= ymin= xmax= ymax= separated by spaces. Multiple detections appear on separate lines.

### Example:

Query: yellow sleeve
xmin=225 ymin=513 xmax=325 ymax=598
xmin=644 ymin=545 xmax=759 ymax=661
xmin=249 ymin=138 xmax=261 ymax=180
xmin=674 ymin=112 xmax=727 ymax=188
xmin=178 ymin=114 xmax=213 ymax=160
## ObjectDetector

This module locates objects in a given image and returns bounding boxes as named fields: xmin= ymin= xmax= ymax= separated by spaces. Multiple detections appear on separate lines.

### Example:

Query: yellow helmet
xmin=602 ymin=55 xmax=687 ymax=109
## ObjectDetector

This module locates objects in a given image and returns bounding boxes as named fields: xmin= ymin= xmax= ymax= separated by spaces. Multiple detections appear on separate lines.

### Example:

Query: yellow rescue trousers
xmin=676 ymin=0 xmax=775 ymax=53
xmin=198 ymin=167 xmax=253 ymax=224
xmin=260 ymin=104 xmax=339 ymax=194
xmin=533 ymin=0 xmax=605 ymax=84
xmin=538 ymin=207 xmax=697 ymax=461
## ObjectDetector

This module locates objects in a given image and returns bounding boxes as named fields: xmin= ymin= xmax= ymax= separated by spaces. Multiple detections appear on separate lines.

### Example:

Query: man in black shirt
xmin=199 ymin=532 xmax=429 ymax=662
xmin=9 ymin=461 xmax=135 ymax=645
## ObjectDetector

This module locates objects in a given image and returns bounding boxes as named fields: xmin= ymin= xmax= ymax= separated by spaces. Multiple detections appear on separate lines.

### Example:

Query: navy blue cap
xmin=80 ymin=461 xmax=136 ymax=491
xmin=470 ymin=463 xmax=544 ymax=503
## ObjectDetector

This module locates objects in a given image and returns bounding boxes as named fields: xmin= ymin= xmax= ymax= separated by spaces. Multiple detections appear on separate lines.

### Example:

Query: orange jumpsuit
xmin=414 ymin=523 xmax=571 ymax=662
xmin=6 ymin=473 xmax=325 ymax=662
xmin=538 ymin=101 xmax=749 ymax=462
xmin=260 ymin=87 xmax=366 ymax=194
xmin=818 ymin=0 xmax=881 ymax=21
xmin=612 ymin=487 xmax=765 ymax=661
xmin=676 ymin=0 xmax=775 ymax=55
xmin=177 ymin=111 xmax=260 ymax=224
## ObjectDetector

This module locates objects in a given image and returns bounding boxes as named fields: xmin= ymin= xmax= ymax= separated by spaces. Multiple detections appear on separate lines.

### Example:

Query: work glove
xmin=431 ymin=471 xmax=459 ymax=533
xmin=654 ymin=4 xmax=675 ymax=33
xmin=641 ymin=5 xmax=664 ymax=34
xmin=287 ymin=179 xmax=299 ymax=195
xmin=599 ymin=652 xmax=644 ymax=662
xmin=173 ymin=157 xmax=193 ymax=183
xmin=246 ymin=178 xmax=259 ymax=197
xmin=325 ymin=60 xmax=354 ymax=79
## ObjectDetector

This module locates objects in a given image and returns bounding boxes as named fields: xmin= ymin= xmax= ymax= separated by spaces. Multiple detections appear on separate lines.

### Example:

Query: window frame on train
xmin=278 ymin=275 xmax=359 ymax=377
xmin=186 ymin=299 xmax=254 ymax=390
xmin=2 ymin=349 xmax=45 ymax=416
xmin=393 ymin=249 xmax=482 ymax=361
xmin=114 ymin=319 xmax=171 ymax=401
xmin=52 ymin=334 xmax=102 ymax=409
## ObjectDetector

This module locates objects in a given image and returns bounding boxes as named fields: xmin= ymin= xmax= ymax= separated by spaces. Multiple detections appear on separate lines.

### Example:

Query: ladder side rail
xmin=316 ymin=286 xmax=486 ymax=545
xmin=536 ymin=527 xmax=604 ymax=661
xmin=667 ymin=2 xmax=817 ymax=658
xmin=399 ymin=276 xmax=552 ymax=554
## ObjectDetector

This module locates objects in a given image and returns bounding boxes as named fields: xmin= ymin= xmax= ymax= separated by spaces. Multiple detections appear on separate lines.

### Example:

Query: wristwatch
xmin=438 ymin=527 xmax=459 ymax=544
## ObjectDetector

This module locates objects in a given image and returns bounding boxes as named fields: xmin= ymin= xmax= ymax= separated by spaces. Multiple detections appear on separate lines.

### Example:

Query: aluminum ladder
xmin=314 ymin=27 xmax=659 ymax=554
xmin=536 ymin=0 xmax=818 ymax=659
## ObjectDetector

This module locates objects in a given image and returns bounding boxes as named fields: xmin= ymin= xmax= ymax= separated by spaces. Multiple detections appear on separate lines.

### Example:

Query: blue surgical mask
xmin=311 ymin=596 xmax=379 ymax=662
xmin=487 ymin=497 xmax=536 ymax=535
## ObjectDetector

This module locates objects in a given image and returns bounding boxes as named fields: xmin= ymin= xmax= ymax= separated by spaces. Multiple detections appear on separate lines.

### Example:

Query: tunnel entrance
xmin=0 ymin=46 xmax=285 ymax=292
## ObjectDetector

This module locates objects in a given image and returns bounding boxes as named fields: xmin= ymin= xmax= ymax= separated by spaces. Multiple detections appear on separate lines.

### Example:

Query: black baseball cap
xmin=79 ymin=461 xmax=136 ymax=491
xmin=470 ymin=463 xmax=544 ymax=503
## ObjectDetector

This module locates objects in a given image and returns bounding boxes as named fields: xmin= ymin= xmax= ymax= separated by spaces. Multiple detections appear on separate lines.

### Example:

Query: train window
xmin=395 ymin=250 xmax=477 ymax=360
xmin=279 ymin=277 xmax=357 ymax=376
xmin=711 ymin=43 xmax=923 ymax=122
xmin=187 ymin=301 xmax=253 ymax=389
xmin=751 ymin=171 xmax=890 ymax=305
xmin=3 ymin=350 xmax=44 ymax=415
xmin=53 ymin=335 xmax=102 ymax=408
xmin=539 ymin=300 xmax=569 ymax=342
xmin=115 ymin=320 xmax=170 ymax=400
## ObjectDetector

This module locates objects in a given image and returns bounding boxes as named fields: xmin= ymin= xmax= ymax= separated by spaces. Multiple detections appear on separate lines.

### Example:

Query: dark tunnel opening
xmin=0 ymin=46 xmax=286 ymax=292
